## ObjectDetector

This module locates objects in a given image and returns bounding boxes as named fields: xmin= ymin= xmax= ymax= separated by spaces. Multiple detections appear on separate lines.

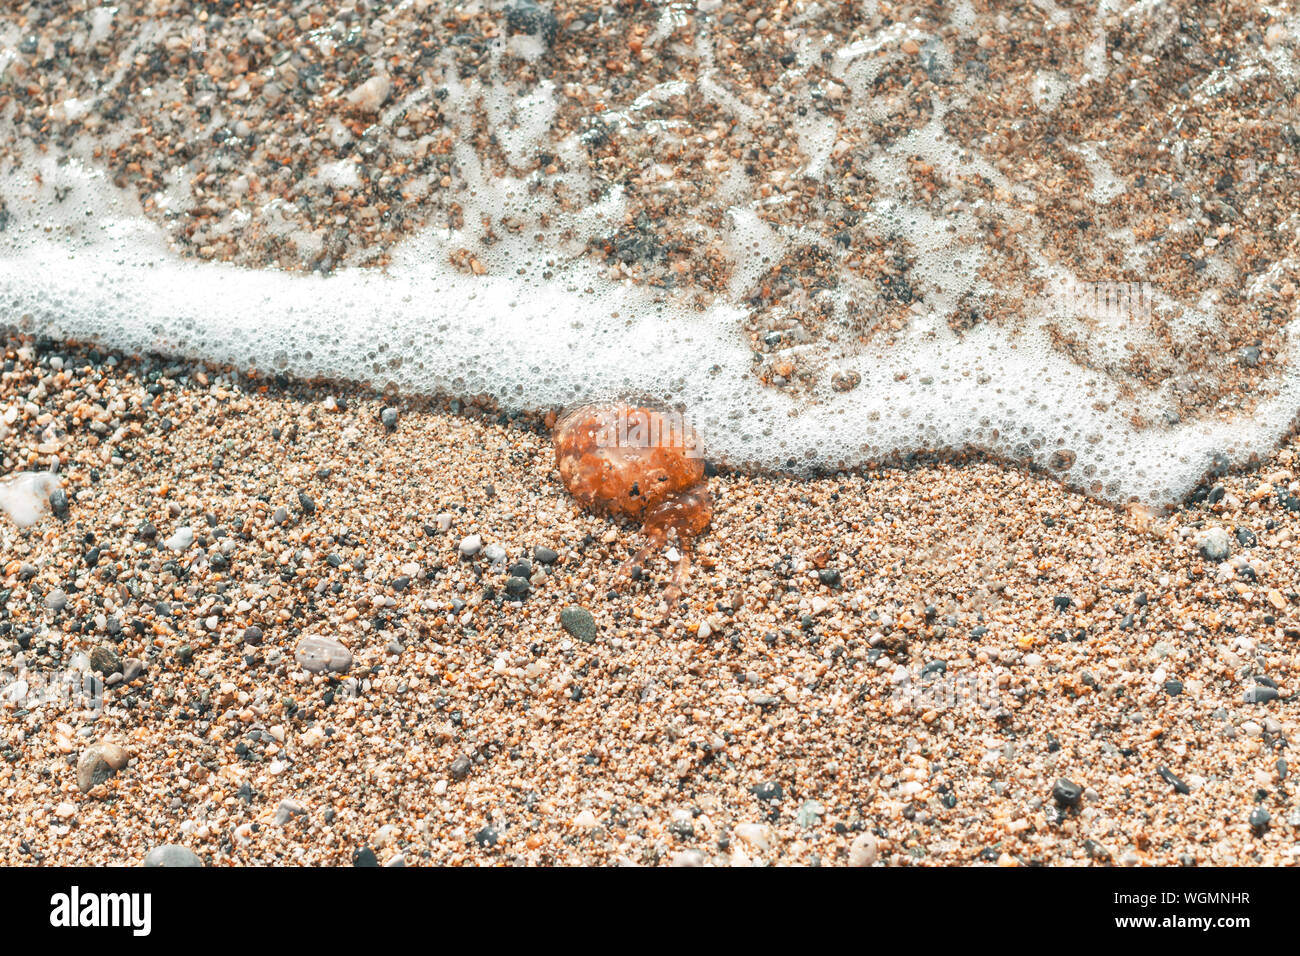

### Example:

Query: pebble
xmin=483 ymin=543 xmax=507 ymax=563
xmin=670 ymin=849 xmax=707 ymax=867
xmin=733 ymin=823 xmax=773 ymax=851
xmin=45 ymin=589 xmax=68 ymax=612
xmin=848 ymin=832 xmax=879 ymax=867
xmin=1158 ymin=766 xmax=1190 ymax=795
xmin=346 ymin=74 xmax=391 ymax=113
xmin=1051 ymin=778 xmax=1083 ymax=808
xmin=88 ymin=645 xmax=121 ymax=676
xmin=294 ymin=635 xmax=353 ymax=674
xmin=750 ymin=781 xmax=784 ymax=803
xmin=143 ymin=845 xmax=203 ymax=867
xmin=450 ymin=755 xmax=472 ymax=780
xmin=1249 ymin=807 xmax=1270 ymax=829
xmin=76 ymin=742 xmax=129 ymax=793
xmin=164 ymin=526 xmax=194 ymax=551
xmin=533 ymin=546 xmax=559 ymax=564
xmin=560 ymin=606 xmax=597 ymax=643
xmin=796 ymin=800 xmax=824 ymax=828
xmin=1243 ymin=686 xmax=1280 ymax=704
xmin=49 ymin=487 xmax=69 ymax=519
xmin=273 ymin=800 xmax=305 ymax=826
xmin=1196 ymin=527 xmax=1231 ymax=562
xmin=459 ymin=534 xmax=482 ymax=557
xmin=381 ymin=407 xmax=398 ymax=429
xmin=242 ymin=625 xmax=264 ymax=646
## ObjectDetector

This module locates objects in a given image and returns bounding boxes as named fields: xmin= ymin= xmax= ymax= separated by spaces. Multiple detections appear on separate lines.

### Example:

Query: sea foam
xmin=3 ymin=147 xmax=1297 ymax=507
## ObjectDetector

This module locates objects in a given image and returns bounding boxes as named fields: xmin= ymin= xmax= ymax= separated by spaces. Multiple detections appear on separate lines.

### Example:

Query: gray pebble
xmin=1196 ymin=527 xmax=1231 ymax=563
xmin=143 ymin=845 xmax=203 ymax=867
xmin=1244 ymin=686 xmax=1280 ymax=704
xmin=560 ymin=606 xmax=597 ymax=643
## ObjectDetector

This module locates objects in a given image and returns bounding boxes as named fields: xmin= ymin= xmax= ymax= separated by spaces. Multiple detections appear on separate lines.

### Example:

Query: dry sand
xmin=1 ymin=334 xmax=1296 ymax=866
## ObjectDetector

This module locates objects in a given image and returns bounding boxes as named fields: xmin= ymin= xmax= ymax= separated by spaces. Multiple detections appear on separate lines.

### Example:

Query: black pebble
xmin=1158 ymin=766 xmax=1190 ymax=795
xmin=1051 ymin=778 xmax=1083 ymax=808
xmin=749 ymin=781 xmax=784 ymax=803
xmin=49 ymin=488 xmax=69 ymax=519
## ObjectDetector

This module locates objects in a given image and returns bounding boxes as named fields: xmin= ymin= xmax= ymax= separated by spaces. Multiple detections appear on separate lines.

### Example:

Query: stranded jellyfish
xmin=553 ymin=403 xmax=712 ymax=611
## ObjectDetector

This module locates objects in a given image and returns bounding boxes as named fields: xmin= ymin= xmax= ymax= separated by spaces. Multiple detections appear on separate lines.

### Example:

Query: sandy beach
xmin=1 ymin=333 xmax=1296 ymax=866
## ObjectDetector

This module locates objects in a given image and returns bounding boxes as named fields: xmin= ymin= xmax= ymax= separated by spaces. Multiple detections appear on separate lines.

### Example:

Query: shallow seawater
xmin=1 ymin=0 xmax=1298 ymax=504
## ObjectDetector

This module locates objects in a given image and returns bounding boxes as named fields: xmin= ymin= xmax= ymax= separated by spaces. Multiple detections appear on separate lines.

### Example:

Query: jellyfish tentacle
xmin=661 ymin=536 xmax=694 ymax=611
xmin=613 ymin=527 xmax=665 ymax=589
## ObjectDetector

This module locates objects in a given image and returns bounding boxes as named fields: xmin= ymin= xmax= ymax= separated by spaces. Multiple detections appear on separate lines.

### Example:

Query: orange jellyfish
xmin=553 ymin=403 xmax=712 ymax=611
